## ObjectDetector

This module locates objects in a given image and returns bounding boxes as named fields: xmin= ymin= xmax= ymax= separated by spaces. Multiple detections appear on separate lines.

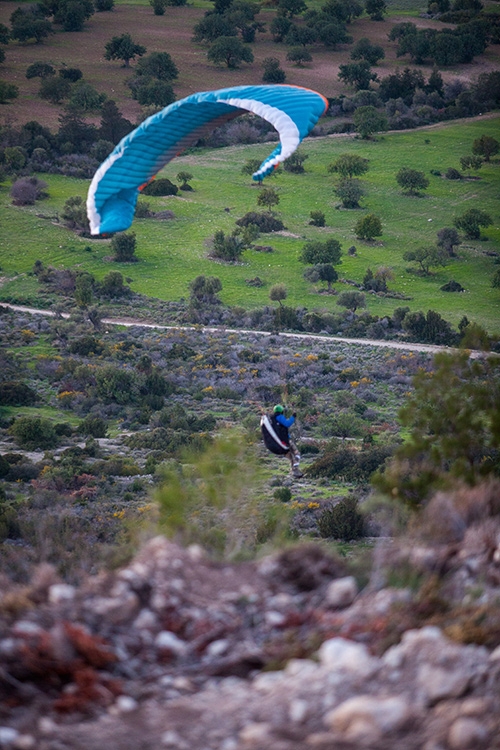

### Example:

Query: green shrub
xmin=0 ymin=381 xmax=38 ymax=406
xmin=236 ymin=212 xmax=284 ymax=233
xmin=77 ymin=415 xmax=108 ymax=438
xmin=317 ymin=495 xmax=365 ymax=540
xmin=141 ymin=178 xmax=178 ymax=196
xmin=10 ymin=416 xmax=58 ymax=450
xmin=273 ymin=487 xmax=292 ymax=502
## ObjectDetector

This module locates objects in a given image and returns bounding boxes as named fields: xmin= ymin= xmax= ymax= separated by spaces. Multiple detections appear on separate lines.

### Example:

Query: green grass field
xmin=1 ymin=115 xmax=499 ymax=332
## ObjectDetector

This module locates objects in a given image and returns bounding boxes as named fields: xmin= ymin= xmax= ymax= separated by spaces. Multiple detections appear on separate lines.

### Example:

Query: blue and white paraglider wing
xmin=86 ymin=84 xmax=327 ymax=236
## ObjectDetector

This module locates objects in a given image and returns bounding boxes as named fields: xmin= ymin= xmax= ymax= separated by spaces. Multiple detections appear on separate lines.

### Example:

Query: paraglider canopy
xmin=86 ymin=84 xmax=328 ymax=236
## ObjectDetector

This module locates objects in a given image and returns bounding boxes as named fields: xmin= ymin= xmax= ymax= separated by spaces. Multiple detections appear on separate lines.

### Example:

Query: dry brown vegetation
xmin=0 ymin=1 xmax=498 ymax=129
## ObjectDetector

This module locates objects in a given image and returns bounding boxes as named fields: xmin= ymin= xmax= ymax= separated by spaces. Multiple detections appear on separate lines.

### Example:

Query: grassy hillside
xmin=0 ymin=0 xmax=499 ymax=333
xmin=1 ymin=115 xmax=499 ymax=332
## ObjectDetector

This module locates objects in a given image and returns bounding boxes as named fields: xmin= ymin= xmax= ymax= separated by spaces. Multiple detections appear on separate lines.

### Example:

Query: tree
xmin=10 ymin=177 xmax=48 ymax=205
xmin=373 ymin=352 xmax=500 ymax=505
xmin=396 ymin=167 xmax=429 ymax=195
xmin=136 ymin=52 xmax=179 ymax=81
xmin=104 ymin=33 xmax=146 ymax=67
xmin=211 ymin=230 xmax=244 ymax=261
xmin=337 ymin=290 xmax=366 ymax=312
xmin=284 ymin=151 xmax=308 ymax=173
xmin=284 ymin=24 xmax=317 ymax=46
xmin=99 ymin=100 xmax=133 ymax=144
xmin=338 ymin=61 xmax=377 ymax=90
xmin=0 ymin=81 xmax=19 ymax=104
xmin=61 ymin=195 xmax=90 ymax=232
xmin=68 ymin=82 xmax=107 ymax=112
xmin=472 ymin=135 xmax=499 ymax=162
xmin=351 ymin=37 xmax=385 ymax=65
xmin=262 ymin=57 xmax=286 ymax=83
xmin=26 ymin=62 xmax=56 ymax=79
xmin=189 ymin=275 xmax=222 ymax=304
xmin=335 ymin=178 xmax=365 ymax=208
xmin=304 ymin=263 xmax=338 ymax=291
xmin=111 ymin=232 xmax=138 ymax=262
xmin=177 ymin=171 xmax=193 ymax=190
xmin=436 ymin=227 xmax=461 ymax=256
xmin=10 ymin=7 xmax=53 ymax=44
xmin=54 ymin=0 xmax=94 ymax=32
xmin=403 ymin=245 xmax=447 ymax=274
xmin=353 ymin=105 xmax=387 ymax=138
xmin=60 ymin=67 xmax=83 ymax=82
xmin=454 ymin=208 xmax=492 ymax=239
xmin=75 ymin=272 xmax=94 ymax=307
xmin=286 ymin=47 xmax=312 ymax=66
xmin=100 ymin=271 xmax=129 ymax=298
xmin=193 ymin=15 xmax=237 ymax=44
xmin=270 ymin=16 xmax=292 ymax=41
xmin=39 ymin=76 xmax=71 ymax=104
xmin=300 ymin=238 xmax=342 ymax=265
xmin=459 ymin=154 xmax=482 ymax=173
xmin=257 ymin=187 xmax=280 ymax=211
xmin=150 ymin=0 xmax=168 ymax=14
xmin=354 ymin=213 xmax=382 ymax=240
xmin=207 ymin=36 xmax=254 ymax=67
xmin=10 ymin=416 xmax=58 ymax=450
xmin=328 ymin=153 xmax=369 ymax=178
xmin=269 ymin=283 xmax=288 ymax=306
xmin=309 ymin=210 xmax=325 ymax=227
xmin=131 ymin=79 xmax=175 ymax=107
xmin=277 ymin=0 xmax=307 ymax=18
xmin=365 ymin=0 xmax=387 ymax=19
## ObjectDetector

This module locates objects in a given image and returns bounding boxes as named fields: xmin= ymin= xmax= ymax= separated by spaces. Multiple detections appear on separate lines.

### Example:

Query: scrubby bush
xmin=10 ymin=416 xmax=58 ymax=450
xmin=0 ymin=382 xmax=38 ymax=406
xmin=77 ymin=415 xmax=108 ymax=438
xmin=10 ymin=177 xmax=48 ymax=206
xmin=141 ymin=178 xmax=178 ymax=196
xmin=309 ymin=210 xmax=326 ymax=227
xmin=317 ymin=495 xmax=365 ymax=540
xmin=111 ymin=232 xmax=138 ymax=262
xmin=236 ymin=212 xmax=285 ymax=233
xmin=274 ymin=487 xmax=292 ymax=502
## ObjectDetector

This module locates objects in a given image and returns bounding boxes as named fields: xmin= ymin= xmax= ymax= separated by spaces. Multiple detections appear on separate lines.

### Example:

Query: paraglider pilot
xmin=261 ymin=405 xmax=303 ymax=478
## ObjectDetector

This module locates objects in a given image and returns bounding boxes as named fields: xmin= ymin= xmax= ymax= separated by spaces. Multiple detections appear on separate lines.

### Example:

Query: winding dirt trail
xmin=3 ymin=302 xmax=483 ymax=357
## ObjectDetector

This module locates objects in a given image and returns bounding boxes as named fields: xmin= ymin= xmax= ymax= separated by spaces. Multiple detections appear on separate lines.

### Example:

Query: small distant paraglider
xmin=86 ymin=84 xmax=328 ymax=236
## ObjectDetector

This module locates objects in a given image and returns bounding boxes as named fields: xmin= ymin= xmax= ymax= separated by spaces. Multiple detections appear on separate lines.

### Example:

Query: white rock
xmin=0 ymin=639 xmax=16 ymax=657
xmin=0 ymin=728 xmax=19 ymax=747
xmin=38 ymin=718 xmax=57 ymax=736
xmin=155 ymin=631 xmax=187 ymax=656
xmin=13 ymin=735 xmax=35 ymax=750
xmin=115 ymin=695 xmax=138 ymax=714
xmin=206 ymin=639 xmax=229 ymax=657
xmin=48 ymin=583 xmax=75 ymax=604
xmin=417 ymin=664 xmax=470 ymax=705
xmin=325 ymin=576 xmax=358 ymax=609
xmin=239 ymin=722 xmax=271 ymax=743
xmin=11 ymin=622 xmax=42 ymax=637
xmin=289 ymin=698 xmax=308 ymax=723
xmin=133 ymin=608 xmax=158 ymax=630
xmin=325 ymin=695 xmax=411 ymax=741
xmin=90 ymin=592 xmax=140 ymax=624
xmin=187 ymin=544 xmax=205 ymax=561
xmin=489 ymin=644 xmax=500 ymax=661
xmin=265 ymin=610 xmax=286 ymax=626
xmin=161 ymin=730 xmax=188 ymax=748
xmin=447 ymin=717 xmax=489 ymax=749
xmin=318 ymin=638 xmax=377 ymax=677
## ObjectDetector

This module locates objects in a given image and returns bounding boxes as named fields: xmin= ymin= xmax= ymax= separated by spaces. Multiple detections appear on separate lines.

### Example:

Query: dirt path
xmin=3 ymin=302 xmax=480 ymax=357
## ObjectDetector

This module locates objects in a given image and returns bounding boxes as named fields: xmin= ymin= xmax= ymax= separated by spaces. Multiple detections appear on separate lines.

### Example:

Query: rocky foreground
xmin=1 ymin=492 xmax=500 ymax=750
